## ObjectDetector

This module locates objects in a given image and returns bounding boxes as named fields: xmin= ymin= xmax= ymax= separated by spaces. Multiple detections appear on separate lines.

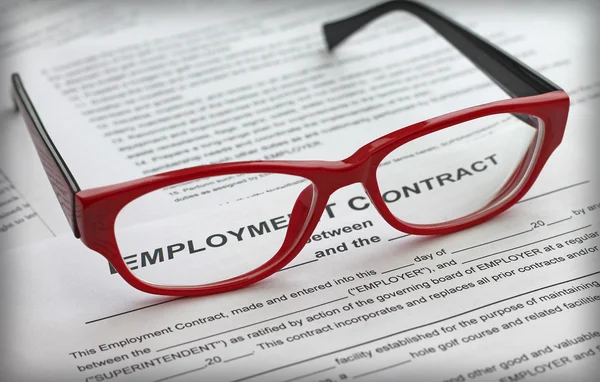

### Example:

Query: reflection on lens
xmin=115 ymin=173 xmax=313 ymax=287
xmin=376 ymin=113 xmax=543 ymax=225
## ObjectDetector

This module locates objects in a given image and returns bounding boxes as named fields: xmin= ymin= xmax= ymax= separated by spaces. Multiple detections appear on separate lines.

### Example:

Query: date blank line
xmin=547 ymin=216 xmax=573 ymax=226
xmin=152 ymin=365 xmax=206 ymax=382
xmin=224 ymin=352 xmax=255 ymax=363
xmin=452 ymin=228 xmax=533 ymax=254
xmin=381 ymin=263 xmax=414 ymax=274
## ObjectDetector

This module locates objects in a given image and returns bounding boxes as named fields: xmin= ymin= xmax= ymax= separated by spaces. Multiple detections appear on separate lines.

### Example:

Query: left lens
xmin=376 ymin=113 xmax=543 ymax=226
xmin=114 ymin=173 xmax=314 ymax=287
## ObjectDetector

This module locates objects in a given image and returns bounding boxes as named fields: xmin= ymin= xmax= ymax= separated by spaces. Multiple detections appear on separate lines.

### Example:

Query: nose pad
xmin=280 ymin=184 xmax=316 ymax=251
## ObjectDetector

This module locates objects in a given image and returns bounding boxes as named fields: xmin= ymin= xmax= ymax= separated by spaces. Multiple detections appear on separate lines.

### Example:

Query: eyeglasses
xmin=12 ymin=1 xmax=569 ymax=296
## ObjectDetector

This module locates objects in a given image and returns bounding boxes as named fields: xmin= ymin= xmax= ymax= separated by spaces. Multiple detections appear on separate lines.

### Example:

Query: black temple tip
xmin=322 ymin=22 xmax=344 ymax=52
xmin=322 ymin=3 xmax=389 ymax=52
xmin=11 ymin=73 xmax=20 ymax=111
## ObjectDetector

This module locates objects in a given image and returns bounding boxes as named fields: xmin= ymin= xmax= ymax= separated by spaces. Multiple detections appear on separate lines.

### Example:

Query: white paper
xmin=2 ymin=128 xmax=599 ymax=380
xmin=2 ymin=1 xmax=600 ymax=381
xmin=10 ymin=0 xmax=598 ymax=231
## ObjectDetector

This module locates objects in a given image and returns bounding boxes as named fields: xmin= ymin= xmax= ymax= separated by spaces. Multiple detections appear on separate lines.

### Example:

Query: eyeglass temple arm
xmin=323 ymin=0 xmax=562 ymax=98
xmin=11 ymin=73 xmax=81 ymax=238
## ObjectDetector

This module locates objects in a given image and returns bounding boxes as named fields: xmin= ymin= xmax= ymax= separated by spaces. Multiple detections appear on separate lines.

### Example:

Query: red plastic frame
xmin=75 ymin=90 xmax=569 ymax=296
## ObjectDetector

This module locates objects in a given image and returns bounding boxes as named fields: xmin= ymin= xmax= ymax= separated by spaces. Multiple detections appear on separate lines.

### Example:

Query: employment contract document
xmin=3 ymin=1 xmax=600 ymax=381
xmin=2 ymin=131 xmax=599 ymax=382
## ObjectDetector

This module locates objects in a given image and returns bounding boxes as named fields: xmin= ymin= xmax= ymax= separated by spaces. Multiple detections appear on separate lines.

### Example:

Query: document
xmin=2 ymin=1 xmax=599 ymax=381
xmin=2 ymin=138 xmax=599 ymax=381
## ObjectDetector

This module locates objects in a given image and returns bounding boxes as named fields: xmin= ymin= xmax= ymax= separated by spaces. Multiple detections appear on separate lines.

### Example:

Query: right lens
xmin=114 ymin=173 xmax=314 ymax=287
xmin=376 ymin=113 xmax=543 ymax=226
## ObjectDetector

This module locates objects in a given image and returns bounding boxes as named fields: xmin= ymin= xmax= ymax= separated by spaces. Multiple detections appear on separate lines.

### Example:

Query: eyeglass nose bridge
xmin=313 ymin=154 xmax=378 ymax=195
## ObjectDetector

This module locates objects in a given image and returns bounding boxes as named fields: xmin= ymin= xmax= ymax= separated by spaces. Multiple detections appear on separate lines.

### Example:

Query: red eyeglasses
xmin=12 ymin=1 xmax=569 ymax=296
